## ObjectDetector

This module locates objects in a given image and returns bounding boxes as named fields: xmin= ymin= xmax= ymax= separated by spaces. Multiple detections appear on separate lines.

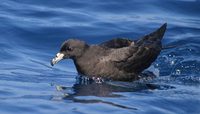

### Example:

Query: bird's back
xmin=95 ymin=23 xmax=167 ymax=81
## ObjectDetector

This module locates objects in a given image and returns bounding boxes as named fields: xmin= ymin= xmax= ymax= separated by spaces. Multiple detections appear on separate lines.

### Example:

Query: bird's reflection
xmin=51 ymin=73 xmax=175 ymax=110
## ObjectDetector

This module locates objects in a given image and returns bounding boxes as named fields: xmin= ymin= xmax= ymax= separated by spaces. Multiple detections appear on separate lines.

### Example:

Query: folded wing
xmin=102 ymin=23 xmax=167 ymax=74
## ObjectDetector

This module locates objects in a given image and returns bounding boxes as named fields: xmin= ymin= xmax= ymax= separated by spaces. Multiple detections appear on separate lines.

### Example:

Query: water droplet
xmin=171 ymin=61 xmax=175 ymax=65
xmin=175 ymin=69 xmax=181 ymax=75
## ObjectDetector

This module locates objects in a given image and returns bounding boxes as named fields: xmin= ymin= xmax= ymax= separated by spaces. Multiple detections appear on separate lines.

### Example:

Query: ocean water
xmin=0 ymin=0 xmax=200 ymax=114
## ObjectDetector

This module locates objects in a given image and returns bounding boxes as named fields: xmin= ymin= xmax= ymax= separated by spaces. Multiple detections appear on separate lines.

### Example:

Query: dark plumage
xmin=51 ymin=23 xmax=167 ymax=81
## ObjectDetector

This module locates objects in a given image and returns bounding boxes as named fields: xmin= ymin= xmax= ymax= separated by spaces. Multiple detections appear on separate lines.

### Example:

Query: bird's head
xmin=51 ymin=39 xmax=89 ymax=66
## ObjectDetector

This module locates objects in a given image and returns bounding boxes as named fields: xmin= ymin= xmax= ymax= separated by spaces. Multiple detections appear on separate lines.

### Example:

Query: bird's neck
xmin=72 ymin=45 xmax=105 ymax=75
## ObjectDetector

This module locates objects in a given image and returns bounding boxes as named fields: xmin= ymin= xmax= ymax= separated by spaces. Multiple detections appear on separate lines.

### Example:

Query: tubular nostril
xmin=56 ymin=53 xmax=60 ymax=57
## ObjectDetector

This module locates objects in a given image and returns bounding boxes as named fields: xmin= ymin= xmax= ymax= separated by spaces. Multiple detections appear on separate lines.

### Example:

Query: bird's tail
xmin=162 ymin=44 xmax=185 ymax=49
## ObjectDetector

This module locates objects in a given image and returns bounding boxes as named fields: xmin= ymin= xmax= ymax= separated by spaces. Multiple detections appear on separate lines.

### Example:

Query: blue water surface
xmin=0 ymin=0 xmax=200 ymax=114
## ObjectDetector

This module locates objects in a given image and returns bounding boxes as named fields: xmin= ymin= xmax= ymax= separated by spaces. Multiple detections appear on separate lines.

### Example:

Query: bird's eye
xmin=67 ymin=47 xmax=72 ymax=51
